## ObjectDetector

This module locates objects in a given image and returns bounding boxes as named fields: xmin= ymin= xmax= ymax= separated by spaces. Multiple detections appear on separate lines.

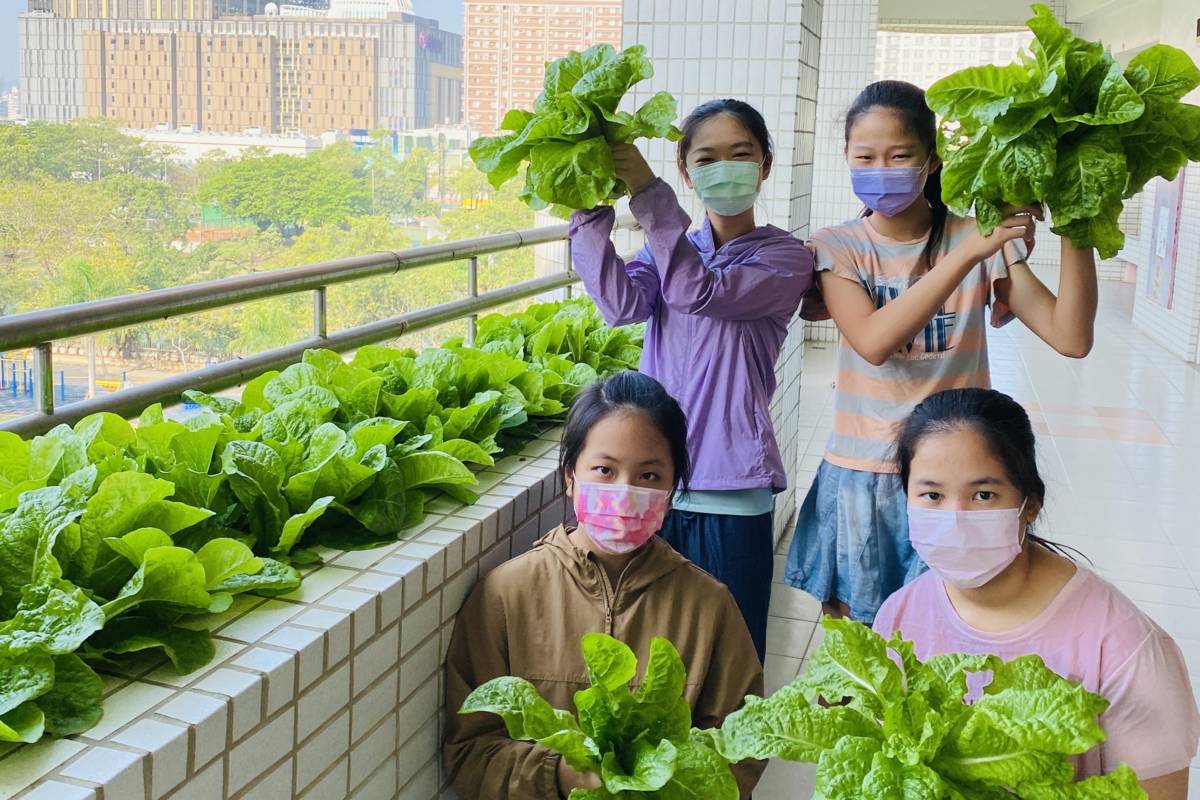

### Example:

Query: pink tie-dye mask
xmin=573 ymin=482 xmax=671 ymax=555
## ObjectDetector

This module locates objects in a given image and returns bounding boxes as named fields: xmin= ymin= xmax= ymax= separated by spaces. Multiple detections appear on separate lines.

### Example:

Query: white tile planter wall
xmin=0 ymin=428 xmax=570 ymax=800
xmin=1 ymin=364 xmax=806 ymax=800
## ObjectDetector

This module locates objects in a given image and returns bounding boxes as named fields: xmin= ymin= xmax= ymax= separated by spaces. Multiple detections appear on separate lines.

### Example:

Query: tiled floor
xmin=757 ymin=281 xmax=1200 ymax=798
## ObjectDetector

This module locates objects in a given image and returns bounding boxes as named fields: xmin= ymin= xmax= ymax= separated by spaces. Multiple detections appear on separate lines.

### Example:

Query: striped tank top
xmin=811 ymin=215 xmax=1027 ymax=474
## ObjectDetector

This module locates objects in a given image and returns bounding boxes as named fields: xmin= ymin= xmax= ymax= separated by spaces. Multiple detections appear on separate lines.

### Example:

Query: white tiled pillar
xmin=621 ymin=0 xmax=824 ymax=538
xmin=805 ymin=0 xmax=879 ymax=344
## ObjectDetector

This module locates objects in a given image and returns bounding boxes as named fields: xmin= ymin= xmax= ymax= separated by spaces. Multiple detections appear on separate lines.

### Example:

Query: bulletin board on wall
xmin=1145 ymin=172 xmax=1185 ymax=309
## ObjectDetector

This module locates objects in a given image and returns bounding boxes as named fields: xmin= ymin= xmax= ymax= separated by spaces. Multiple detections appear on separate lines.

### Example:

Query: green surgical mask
xmin=687 ymin=160 xmax=763 ymax=216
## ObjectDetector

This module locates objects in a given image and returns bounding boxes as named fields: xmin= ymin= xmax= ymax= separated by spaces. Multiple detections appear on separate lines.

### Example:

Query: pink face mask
xmin=573 ymin=482 xmax=671 ymax=555
xmin=907 ymin=501 xmax=1027 ymax=589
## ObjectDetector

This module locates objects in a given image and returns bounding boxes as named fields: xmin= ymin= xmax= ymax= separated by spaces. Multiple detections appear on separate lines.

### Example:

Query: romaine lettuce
xmin=469 ymin=44 xmax=683 ymax=216
xmin=461 ymin=633 xmax=739 ymax=799
xmin=929 ymin=4 xmax=1200 ymax=258
xmin=712 ymin=617 xmax=1147 ymax=799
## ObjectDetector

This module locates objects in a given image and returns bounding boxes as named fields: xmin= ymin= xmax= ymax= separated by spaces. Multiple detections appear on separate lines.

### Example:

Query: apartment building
xmin=19 ymin=0 xmax=462 ymax=134
xmin=464 ymin=0 xmax=622 ymax=134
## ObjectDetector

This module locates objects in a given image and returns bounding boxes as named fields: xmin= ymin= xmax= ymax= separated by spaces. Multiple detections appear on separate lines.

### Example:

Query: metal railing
xmin=0 ymin=216 xmax=640 ymax=437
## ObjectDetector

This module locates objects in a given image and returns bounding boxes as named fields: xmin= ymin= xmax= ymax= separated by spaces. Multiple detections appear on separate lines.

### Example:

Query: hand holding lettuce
xmin=468 ymin=44 xmax=681 ymax=217
xmin=463 ymin=620 xmax=1147 ymax=799
xmin=928 ymin=4 xmax=1200 ymax=259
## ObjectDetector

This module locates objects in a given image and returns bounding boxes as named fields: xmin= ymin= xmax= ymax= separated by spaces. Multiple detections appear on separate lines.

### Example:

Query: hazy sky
xmin=0 ymin=0 xmax=463 ymax=91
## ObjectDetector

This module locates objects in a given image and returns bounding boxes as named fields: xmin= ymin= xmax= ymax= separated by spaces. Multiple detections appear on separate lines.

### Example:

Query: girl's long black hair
xmin=676 ymin=98 xmax=774 ymax=175
xmin=845 ymin=80 xmax=948 ymax=268
xmin=559 ymin=370 xmax=690 ymax=493
xmin=896 ymin=388 xmax=1086 ymax=562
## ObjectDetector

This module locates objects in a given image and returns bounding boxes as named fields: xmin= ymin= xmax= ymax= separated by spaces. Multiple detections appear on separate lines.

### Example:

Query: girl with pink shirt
xmin=873 ymin=388 xmax=1199 ymax=798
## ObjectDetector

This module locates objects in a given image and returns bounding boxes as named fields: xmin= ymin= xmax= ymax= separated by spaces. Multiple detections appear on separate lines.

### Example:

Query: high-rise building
xmin=19 ymin=0 xmax=462 ymax=135
xmin=463 ymin=0 xmax=622 ymax=135
xmin=1 ymin=87 xmax=20 ymax=120
xmin=875 ymin=29 xmax=1035 ymax=89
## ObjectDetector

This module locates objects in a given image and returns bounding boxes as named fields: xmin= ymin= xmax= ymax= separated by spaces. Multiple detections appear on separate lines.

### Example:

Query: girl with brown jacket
xmin=443 ymin=371 xmax=765 ymax=799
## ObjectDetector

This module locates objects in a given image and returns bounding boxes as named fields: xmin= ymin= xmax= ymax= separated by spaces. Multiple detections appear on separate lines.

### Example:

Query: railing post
xmin=564 ymin=238 xmax=574 ymax=300
xmin=466 ymin=256 xmax=479 ymax=347
xmin=34 ymin=343 xmax=53 ymax=415
xmin=313 ymin=287 xmax=327 ymax=339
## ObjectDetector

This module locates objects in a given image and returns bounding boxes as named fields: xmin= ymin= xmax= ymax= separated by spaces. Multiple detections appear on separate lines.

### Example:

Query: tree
xmin=73 ymin=118 xmax=153 ymax=179
xmin=374 ymin=147 xmax=435 ymax=219
xmin=0 ymin=119 xmax=162 ymax=182
xmin=447 ymin=163 xmax=491 ymax=208
xmin=197 ymin=146 xmax=371 ymax=232
xmin=0 ymin=121 xmax=556 ymax=369
xmin=435 ymin=176 xmax=537 ymax=294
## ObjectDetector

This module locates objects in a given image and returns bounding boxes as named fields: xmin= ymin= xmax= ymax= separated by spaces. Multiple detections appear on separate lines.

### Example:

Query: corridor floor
xmin=757 ymin=281 xmax=1200 ymax=798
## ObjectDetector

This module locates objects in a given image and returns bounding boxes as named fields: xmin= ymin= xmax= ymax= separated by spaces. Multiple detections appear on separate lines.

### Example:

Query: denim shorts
xmin=783 ymin=459 xmax=925 ymax=624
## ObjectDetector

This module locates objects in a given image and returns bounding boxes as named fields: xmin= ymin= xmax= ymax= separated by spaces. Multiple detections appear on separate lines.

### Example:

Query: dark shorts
xmin=659 ymin=509 xmax=774 ymax=663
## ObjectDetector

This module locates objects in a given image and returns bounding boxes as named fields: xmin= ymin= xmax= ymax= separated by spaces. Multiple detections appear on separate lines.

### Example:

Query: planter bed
xmin=0 ymin=428 xmax=566 ymax=800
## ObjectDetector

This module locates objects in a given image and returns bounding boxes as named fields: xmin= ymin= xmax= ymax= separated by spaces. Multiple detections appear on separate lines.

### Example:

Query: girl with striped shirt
xmin=785 ymin=80 xmax=1099 ymax=623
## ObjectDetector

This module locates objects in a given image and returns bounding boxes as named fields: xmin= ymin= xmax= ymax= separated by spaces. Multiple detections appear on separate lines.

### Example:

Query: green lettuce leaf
xmin=0 ymin=581 xmax=105 ymax=656
xmin=0 ymin=702 xmax=45 ymax=743
xmin=930 ymin=4 xmax=1200 ymax=256
xmin=0 ymin=651 xmax=54 ymax=716
xmin=222 ymin=440 xmax=290 ymax=550
xmin=0 ymin=432 xmax=53 ymax=513
xmin=601 ymin=739 xmax=676 ymax=792
xmin=1125 ymin=45 xmax=1200 ymax=100
xmin=210 ymin=557 xmax=301 ymax=597
xmin=0 ymin=486 xmax=87 ymax=617
xmin=469 ymin=45 xmax=680 ymax=212
xmin=714 ymin=688 xmax=879 ymax=762
xmin=791 ymin=616 xmax=903 ymax=719
xmin=78 ymin=471 xmax=213 ymax=580
xmin=83 ymin=615 xmax=215 ymax=674
xmin=101 ymin=545 xmax=223 ymax=619
xmin=655 ymin=739 xmax=738 ymax=800
xmin=37 ymin=653 xmax=103 ymax=737
xmin=460 ymin=676 xmax=600 ymax=773
xmin=1020 ymin=764 xmax=1148 ymax=799
xmin=393 ymin=452 xmax=477 ymax=491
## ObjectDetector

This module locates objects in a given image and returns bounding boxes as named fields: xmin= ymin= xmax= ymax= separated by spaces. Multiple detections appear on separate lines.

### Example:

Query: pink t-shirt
xmin=873 ymin=567 xmax=1200 ymax=781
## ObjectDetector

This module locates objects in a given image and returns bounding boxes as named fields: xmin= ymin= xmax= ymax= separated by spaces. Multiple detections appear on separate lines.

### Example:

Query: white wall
xmin=805 ymin=0 xmax=879 ymax=343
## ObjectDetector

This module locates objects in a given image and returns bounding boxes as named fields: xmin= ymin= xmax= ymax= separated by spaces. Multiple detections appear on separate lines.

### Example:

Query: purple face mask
xmin=849 ymin=158 xmax=931 ymax=217
xmin=907 ymin=500 xmax=1027 ymax=589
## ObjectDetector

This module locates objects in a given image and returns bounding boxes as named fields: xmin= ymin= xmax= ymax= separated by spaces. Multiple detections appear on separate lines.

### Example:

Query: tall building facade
xmin=463 ymin=0 xmax=622 ymax=134
xmin=19 ymin=0 xmax=462 ymax=134
xmin=1 ymin=87 xmax=20 ymax=119
xmin=875 ymin=28 xmax=1034 ymax=89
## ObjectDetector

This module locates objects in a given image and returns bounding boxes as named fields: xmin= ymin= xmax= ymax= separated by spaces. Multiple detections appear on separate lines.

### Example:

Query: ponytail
xmin=922 ymin=164 xmax=949 ymax=267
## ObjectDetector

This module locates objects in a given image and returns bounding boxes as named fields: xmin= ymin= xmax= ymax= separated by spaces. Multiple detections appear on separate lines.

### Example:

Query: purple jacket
xmin=568 ymin=179 xmax=814 ymax=492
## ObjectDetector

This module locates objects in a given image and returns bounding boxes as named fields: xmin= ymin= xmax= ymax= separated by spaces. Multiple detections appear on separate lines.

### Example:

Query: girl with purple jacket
xmin=569 ymin=99 xmax=815 ymax=661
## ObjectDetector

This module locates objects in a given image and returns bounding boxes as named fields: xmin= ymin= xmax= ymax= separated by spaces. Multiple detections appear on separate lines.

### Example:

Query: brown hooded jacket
xmin=443 ymin=525 xmax=767 ymax=799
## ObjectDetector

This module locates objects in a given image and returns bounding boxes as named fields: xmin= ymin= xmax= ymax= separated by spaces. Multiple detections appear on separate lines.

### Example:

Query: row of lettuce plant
xmin=0 ymin=298 xmax=643 ymax=745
